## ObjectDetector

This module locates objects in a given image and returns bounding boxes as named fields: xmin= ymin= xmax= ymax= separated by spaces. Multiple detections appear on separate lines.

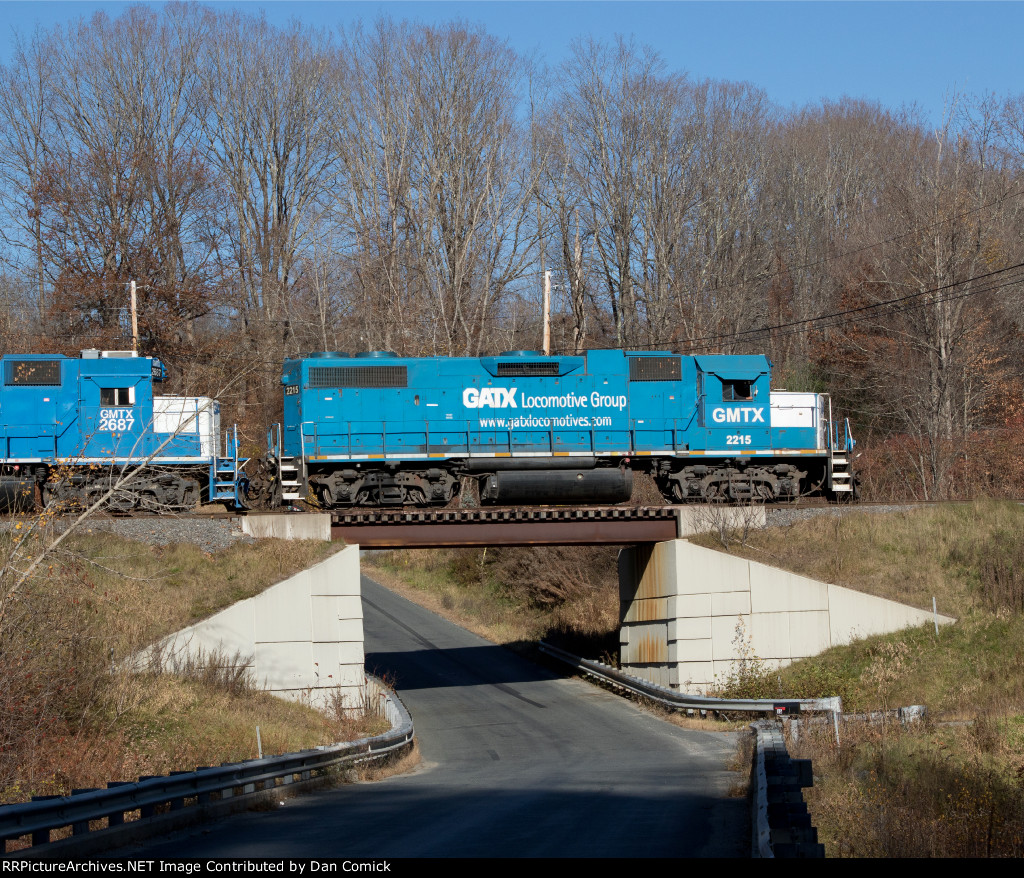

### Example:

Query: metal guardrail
xmin=537 ymin=643 xmax=829 ymax=857
xmin=752 ymin=724 xmax=775 ymax=858
xmin=750 ymin=722 xmax=824 ymax=858
xmin=538 ymin=641 xmax=842 ymax=717
xmin=1 ymin=682 xmax=414 ymax=856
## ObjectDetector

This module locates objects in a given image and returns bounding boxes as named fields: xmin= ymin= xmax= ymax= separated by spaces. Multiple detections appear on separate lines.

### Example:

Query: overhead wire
xmin=670 ymin=260 xmax=1024 ymax=353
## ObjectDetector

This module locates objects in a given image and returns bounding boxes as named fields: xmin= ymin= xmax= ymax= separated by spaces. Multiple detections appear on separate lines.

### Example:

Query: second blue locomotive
xmin=0 ymin=350 xmax=245 ymax=511
xmin=267 ymin=349 xmax=855 ymax=507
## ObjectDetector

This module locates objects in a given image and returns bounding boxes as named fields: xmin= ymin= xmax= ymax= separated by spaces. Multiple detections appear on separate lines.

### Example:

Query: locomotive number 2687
xmin=98 ymin=408 xmax=135 ymax=432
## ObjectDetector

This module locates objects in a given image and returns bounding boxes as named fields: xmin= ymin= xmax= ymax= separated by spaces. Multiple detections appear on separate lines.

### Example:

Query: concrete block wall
xmin=240 ymin=513 xmax=332 ymax=541
xmin=142 ymin=545 xmax=365 ymax=711
xmin=674 ymin=505 xmax=767 ymax=537
xmin=620 ymin=539 xmax=954 ymax=693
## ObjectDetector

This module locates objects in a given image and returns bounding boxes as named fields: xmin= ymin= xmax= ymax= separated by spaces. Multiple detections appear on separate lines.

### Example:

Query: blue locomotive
xmin=0 ymin=351 xmax=245 ymax=511
xmin=0 ymin=347 xmax=854 ymax=513
xmin=265 ymin=349 xmax=855 ymax=507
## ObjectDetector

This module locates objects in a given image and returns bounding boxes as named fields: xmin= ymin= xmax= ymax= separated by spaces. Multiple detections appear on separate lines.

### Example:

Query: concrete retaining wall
xmin=142 ymin=545 xmax=364 ymax=711
xmin=619 ymin=539 xmax=954 ymax=692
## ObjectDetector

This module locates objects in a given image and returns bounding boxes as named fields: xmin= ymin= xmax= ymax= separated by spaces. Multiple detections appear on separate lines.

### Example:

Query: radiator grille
xmin=628 ymin=356 xmax=681 ymax=382
xmin=496 ymin=362 xmax=560 ymax=377
xmin=308 ymin=366 xmax=408 ymax=388
xmin=5 ymin=359 xmax=61 ymax=386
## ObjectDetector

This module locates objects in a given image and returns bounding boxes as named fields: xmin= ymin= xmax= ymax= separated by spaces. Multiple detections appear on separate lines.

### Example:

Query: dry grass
xmin=699 ymin=500 xmax=1024 ymax=857
xmin=0 ymin=532 xmax=385 ymax=805
xmin=357 ymin=740 xmax=422 ymax=782
xmin=794 ymin=717 xmax=1024 ymax=857
xmin=6 ymin=678 xmax=381 ymax=804
xmin=692 ymin=500 xmax=1024 ymax=617
xmin=55 ymin=531 xmax=342 ymax=650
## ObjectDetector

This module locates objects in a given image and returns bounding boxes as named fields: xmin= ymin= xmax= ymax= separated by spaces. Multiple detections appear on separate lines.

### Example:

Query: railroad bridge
xmin=329 ymin=504 xmax=683 ymax=547
xmin=238 ymin=504 xmax=703 ymax=546
xmin=227 ymin=507 xmax=947 ymax=698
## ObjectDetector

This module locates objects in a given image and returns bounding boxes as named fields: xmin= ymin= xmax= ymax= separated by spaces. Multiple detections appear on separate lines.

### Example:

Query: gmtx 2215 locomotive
xmin=263 ymin=349 xmax=855 ymax=508
xmin=0 ymin=351 xmax=244 ymax=511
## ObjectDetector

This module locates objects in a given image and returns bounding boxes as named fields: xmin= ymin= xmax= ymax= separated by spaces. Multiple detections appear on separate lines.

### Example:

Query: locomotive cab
xmin=694 ymin=356 xmax=771 ymax=450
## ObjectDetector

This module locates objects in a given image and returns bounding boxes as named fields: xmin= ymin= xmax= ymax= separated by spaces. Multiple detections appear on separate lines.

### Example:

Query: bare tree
xmin=333 ymin=20 xmax=424 ymax=353
xmin=404 ymin=22 xmax=538 ymax=356
xmin=831 ymin=102 xmax=1021 ymax=497
xmin=553 ymin=37 xmax=652 ymax=347
xmin=0 ymin=26 xmax=57 ymax=326
xmin=200 ymin=11 xmax=338 ymax=347
xmin=9 ymin=7 xmax=221 ymax=364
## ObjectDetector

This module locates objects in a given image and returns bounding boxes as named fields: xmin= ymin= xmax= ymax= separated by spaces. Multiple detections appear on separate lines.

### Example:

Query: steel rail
xmin=538 ymin=641 xmax=842 ymax=716
xmin=1 ymin=685 xmax=413 ymax=855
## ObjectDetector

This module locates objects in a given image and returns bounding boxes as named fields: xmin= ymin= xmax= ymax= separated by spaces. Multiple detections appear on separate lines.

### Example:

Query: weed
xmin=0 ymin=534 xmax=344 ymax=804
xmin=709 ymin=618 xmax=774 ymax=699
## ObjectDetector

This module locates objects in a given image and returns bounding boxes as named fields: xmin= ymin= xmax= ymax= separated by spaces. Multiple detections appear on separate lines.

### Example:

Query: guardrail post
xmin=105 ymin=780 xmax=131 ymax=827
xmin=71 ymin=788 xmax=99 ymax=836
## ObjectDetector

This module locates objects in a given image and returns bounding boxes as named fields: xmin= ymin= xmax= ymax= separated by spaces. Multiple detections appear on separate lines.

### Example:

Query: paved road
xmin=128 ymin=575 xmax=747 ymax=858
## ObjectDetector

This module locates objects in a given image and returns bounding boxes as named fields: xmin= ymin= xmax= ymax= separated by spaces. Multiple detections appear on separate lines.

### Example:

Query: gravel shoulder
xmin=2 ymin=511 xmax=255 ymax=552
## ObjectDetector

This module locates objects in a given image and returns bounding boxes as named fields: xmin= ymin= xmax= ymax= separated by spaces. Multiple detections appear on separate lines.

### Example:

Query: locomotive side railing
xmin=827 ymin=396 xmax=835 ymax=452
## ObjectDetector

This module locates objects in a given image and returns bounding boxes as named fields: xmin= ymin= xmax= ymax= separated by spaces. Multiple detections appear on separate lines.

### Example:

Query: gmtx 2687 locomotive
xmin=263 ymin=349 xmax=855 ymax=507
xmin=0 ymin=351 xmax=244 ymax=511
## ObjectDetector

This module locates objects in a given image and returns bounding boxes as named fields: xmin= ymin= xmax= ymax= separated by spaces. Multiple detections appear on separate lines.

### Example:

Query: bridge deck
xmin=330 ymin=505 xmax=679 ymax=547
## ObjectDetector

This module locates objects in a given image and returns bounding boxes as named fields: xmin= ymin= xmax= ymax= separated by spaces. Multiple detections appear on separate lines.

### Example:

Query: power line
xmin=686 ymin=268 xmax=1024 ymax=354
xmin=670 ymin=260 xmax=1024 ymax=353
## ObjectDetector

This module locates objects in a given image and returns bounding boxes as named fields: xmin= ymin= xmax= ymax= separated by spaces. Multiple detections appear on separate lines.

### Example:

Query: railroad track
xmin=1 ymin=496 xmax=1011 ymax=526
xmin=327 ymin=504 xmax=681 ymax=546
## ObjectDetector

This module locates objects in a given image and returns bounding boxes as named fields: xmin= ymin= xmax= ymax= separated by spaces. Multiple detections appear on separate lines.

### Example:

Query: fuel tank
xmin=479 ymin=468 xmax=632 ymax=505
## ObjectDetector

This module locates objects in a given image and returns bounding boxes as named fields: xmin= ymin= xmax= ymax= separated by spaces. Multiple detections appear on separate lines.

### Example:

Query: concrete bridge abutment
xmin=619 ymin=537 xmax=954 ymax=694
xmin=141 ymin=545 xmax=365 ymax=712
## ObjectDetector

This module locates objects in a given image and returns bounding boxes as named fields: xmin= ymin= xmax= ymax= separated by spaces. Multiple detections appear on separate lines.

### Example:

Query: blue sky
xmin=1 ymin=1 xmax=1020 ymax=124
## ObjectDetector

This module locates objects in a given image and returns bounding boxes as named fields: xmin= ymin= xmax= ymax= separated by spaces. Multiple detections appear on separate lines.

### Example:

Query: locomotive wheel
xmin=244 ymin=458 xmax=282 ymax=509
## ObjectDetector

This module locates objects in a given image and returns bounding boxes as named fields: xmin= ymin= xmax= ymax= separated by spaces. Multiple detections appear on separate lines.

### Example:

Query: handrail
xmin=1 ymin=680 xmax=413 ymax=855
xmin=826 ymin=395 xmax=835 ymax=452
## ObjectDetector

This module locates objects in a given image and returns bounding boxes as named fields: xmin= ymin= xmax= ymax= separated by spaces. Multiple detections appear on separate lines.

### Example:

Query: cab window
xmin=101 ymin=387 xmax=134 ymax=406
xmin=721 ymin=380 xmax=753 ymax=401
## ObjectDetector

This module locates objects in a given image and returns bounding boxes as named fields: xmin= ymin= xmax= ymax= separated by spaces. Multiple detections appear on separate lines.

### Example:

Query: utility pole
xmin=543 ymin=270 xmax=551 ymax=356
xmin=129 ymin=278 xmax=139 ymax=350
